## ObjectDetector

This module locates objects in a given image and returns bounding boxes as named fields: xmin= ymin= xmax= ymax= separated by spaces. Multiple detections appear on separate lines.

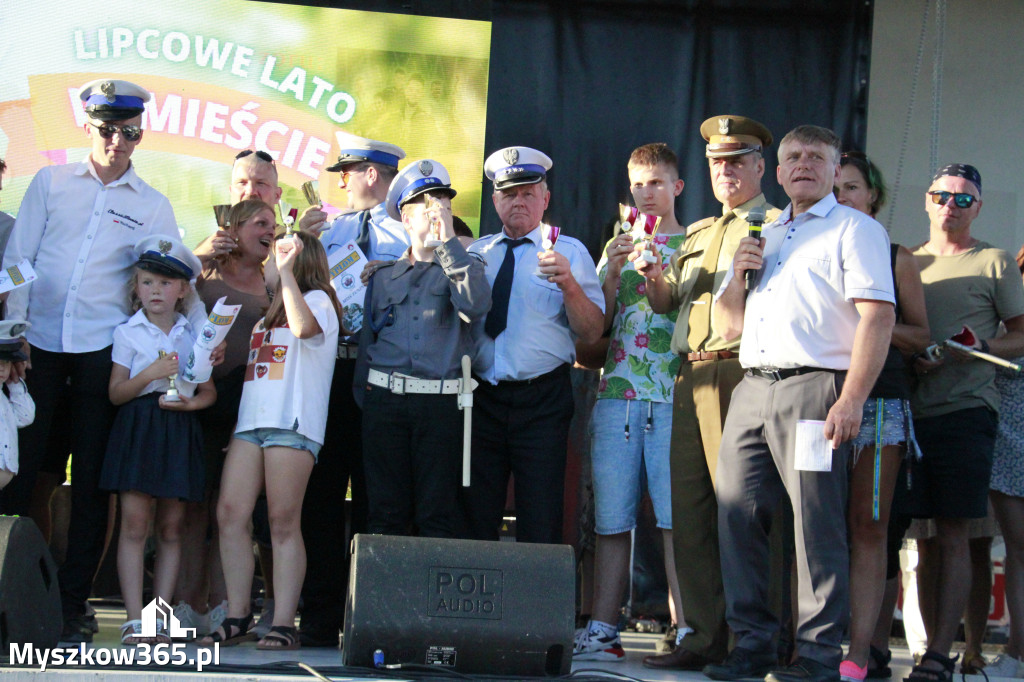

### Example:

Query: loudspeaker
xmin=0 ymin=515 xmax=62 ymax=653
xmin=343 ymin=534 xmax=574 ymax=676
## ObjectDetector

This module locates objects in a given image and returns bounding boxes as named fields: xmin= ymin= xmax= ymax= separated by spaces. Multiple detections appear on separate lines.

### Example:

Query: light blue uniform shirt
xmin=320 ymin=201 xmax=409 ymax=336
xmin=470 ymin=224 xmax=604 ymax=384
xmin=320 ymin=202 xmax=409 ymax=261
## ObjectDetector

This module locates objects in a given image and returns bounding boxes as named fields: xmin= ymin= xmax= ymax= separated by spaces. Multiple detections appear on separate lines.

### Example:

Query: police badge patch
xmin=418 ymin=160 xmax=433 ymax=176
xmin=503 ymin=148 xmax=519 ymax=165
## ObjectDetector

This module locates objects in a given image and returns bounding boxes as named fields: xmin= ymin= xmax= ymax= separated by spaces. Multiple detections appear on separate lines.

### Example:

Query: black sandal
xmin=257 ymin=625 xmax=300 ymax=650
xmin=867 ymin=645 xmax=893 ymax=679
xmin=904 ymin=650 xmax=957 ymax=682
xmin=197 ymin=613 xmax=256 ymax=647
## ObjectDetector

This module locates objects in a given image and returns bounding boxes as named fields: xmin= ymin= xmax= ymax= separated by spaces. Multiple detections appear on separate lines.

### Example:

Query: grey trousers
xmin=717 ymin=370 xmax=850 ymax=667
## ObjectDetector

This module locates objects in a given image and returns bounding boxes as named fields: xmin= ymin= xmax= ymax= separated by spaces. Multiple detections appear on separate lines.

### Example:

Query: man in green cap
xmin=635 ymin=115 xmax=781 ymax=671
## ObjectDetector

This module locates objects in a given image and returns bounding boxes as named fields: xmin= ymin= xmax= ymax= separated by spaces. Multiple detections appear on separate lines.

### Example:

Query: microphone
xmin=745 ymin=206 xmax=766 ymax=291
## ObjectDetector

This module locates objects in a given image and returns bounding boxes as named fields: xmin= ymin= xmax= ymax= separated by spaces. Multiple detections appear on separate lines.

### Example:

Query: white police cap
xmin=0 ymin=319 xmax=29 ymax=362
xmin=326 ymin=132 xmax=406 ymax=172
xmin=386 ymin=159 xmax=457 ymax=221
xmin=484 ymin=146 xmax=552 ymax=190
xmin=79 ymin=78 xmax=150 ymax=121
xmin=134 ymin=235 xmax=202 ymax=281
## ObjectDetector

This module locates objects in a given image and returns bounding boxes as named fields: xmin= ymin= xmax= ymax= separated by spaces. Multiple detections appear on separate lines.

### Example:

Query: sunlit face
xmin=0 ymin=360 xmax=11 ymax=385
xmin=86 ymin=115 xmax=142 ymax=169
xmin=776 ymin=140 xmax=840 ymax=208
xmin=402 ymin=193 xmax=452 ymax=249
xmin=337 ymin=164 xmax=375 ymax=210
xmin=836 ymin=164 xmax=877 ymax=216
xmin=925 ymin=175 xmax=982 ymax=235
xmin=234 ymin=207 xmax=277 ymax=261
xmin=709 ymin=153 xmax=765 ymax=209
xmin=492 ymin=182 xmax=550 ymax=238
xmin=628 ymin=163 xmax=683 ymax=218
xmin=136 ymin=271 xmax=189 ymax=316
xmin=230 ymin=158 xmax=282 ymax=205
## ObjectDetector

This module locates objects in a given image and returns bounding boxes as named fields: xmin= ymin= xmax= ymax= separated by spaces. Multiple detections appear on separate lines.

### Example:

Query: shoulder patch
xmin=685 ymin=217 xmax=716 ymax=237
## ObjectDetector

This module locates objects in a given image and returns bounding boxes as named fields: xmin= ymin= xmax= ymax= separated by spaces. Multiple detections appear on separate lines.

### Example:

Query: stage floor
xmin=0 ymin=606 xmax=992 ymax=681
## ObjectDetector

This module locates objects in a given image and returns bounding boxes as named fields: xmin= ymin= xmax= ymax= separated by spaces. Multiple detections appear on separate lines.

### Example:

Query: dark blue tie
xmin=354 ymin=209 xmax=372 ymax=256
xmin=484 ymin=237 xmax=530 ymax=339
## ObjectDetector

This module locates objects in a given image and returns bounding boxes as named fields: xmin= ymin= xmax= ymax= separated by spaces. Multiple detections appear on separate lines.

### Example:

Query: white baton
xmin=458 ymin=355 xmax=477 ymax=486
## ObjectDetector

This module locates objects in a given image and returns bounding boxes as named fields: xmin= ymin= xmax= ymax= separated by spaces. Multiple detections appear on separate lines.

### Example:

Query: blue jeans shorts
xmin=589 ymin=398 xmax=673 ymax=534
xmin=234 ymin=427 xmax=321 ymax=462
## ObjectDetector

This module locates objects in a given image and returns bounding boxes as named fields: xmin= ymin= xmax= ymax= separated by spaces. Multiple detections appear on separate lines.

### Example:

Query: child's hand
xmin=143 ymin=352 xmax=179 ymax=382
xmin=158 ymin=394 xmax=193 ymax=411
xmin=425 ymin=197 xmax=454 ymax=241
xmin=275 ymin=236 xmax=304 ymax=272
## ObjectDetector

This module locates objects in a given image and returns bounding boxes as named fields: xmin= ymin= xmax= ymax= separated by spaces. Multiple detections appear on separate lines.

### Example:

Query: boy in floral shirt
xmin=574 ymin=143 xmax=688 ymax=661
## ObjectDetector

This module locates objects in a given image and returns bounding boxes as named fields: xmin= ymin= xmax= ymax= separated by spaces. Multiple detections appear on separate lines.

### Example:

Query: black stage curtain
xmin=253 ymin=0 xmax=872 ymax=258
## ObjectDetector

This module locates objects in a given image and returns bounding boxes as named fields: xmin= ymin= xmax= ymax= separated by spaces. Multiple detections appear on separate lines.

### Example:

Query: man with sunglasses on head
xmin=903 ymin=164 xmax=1024 ymax=682
xmin=0 ymin=78 xmax=179 ymax=643
xmin=293 ymin=133 xmax=407 ymax=648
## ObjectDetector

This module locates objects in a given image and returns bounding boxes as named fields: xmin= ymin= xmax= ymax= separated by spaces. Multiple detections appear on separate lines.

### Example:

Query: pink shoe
xmin=840 ymin=660 xmax=868 ymax=682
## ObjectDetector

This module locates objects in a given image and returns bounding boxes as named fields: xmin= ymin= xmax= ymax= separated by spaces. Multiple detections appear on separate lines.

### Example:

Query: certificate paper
xmin=181 ymin=296 xmax=242 ymax=383
xmin=327 ymin=240 xmax=369 ymax=333
xmin=794 ymin=419 xmax=833 ymax=472
xmin=0 ymin=259 xmax=37 ymax=294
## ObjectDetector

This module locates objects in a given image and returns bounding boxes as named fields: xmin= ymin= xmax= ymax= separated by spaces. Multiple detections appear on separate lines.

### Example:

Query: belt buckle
xmin=761 ymin=367 xmax=782 ymax=381
xmin=389 ymin=374 xmax=406 ymax=394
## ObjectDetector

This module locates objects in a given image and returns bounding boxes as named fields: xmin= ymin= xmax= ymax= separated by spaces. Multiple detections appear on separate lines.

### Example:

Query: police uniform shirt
xmin=112 ymin=309 xmax=199 ymax=399
xmin=716 ymin=193 xmax=895 ymax=370
xmin=664 ymin=194 xmax=780 ymax=355
xmin=320 ymin=201 xmax=410 ymax=262
xmin=4 ymin=159 xmax=179 ymax=353
xmin=470 ymin=224 xmax=604 ymax=383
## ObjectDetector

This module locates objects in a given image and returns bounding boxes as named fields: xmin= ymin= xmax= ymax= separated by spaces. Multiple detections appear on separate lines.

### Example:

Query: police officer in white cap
xmin=0 ymin=77 xmax=180 ymax=643
xmin=293 ymin=132 xmax=407 ymax=647
xmin=462 ymin=146 xmax=604 ymax=544
xmin=355 ymin=159 xmax=489 ymax=538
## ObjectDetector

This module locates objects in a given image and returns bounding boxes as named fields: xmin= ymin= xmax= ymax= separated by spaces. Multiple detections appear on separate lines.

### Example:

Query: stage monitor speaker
xmin=343 ymin=534 xmax=574 ymax=676
xmin=0 ymin=515 xmax=62 ymax=653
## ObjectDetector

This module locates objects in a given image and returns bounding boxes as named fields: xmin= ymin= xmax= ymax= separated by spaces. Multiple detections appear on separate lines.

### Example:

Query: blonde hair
xmin=127 ymin=267 xmax=194 ymax=314
xmin=220 ymin=199 xmax=277 ymax=264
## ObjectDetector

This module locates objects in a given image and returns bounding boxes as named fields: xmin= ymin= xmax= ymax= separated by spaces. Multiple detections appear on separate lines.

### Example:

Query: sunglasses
xmin=928 ymin=190 xmax=977 ymax=209
xmin=89 ymin=121 xmax=142 ymax=142
xmin=235 ymin=149 xmax=275 ymax=163
xmin=341 ymin=166 xmax=368 ymax=186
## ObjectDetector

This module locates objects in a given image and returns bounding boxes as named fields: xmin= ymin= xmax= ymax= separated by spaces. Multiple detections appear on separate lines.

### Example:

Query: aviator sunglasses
xmin=88 ymin=121 xmax=142 ymax=142
xmin=928 ymin=190 xmax=977 ymax=209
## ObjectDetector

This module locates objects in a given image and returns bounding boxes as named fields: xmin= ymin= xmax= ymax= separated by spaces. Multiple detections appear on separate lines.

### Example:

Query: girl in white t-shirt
xmin=200 ymin=231 xmax=340 ymax=651
xmin=99 ymin=236 xmax=217 ymax=645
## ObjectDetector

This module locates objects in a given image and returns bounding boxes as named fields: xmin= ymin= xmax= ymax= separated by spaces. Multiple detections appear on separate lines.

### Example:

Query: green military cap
xmin=700 ymin=115 xmax=773 ymax=158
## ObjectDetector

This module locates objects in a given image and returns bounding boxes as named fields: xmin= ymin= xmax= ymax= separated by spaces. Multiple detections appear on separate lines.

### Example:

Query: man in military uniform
xmin=636 ymin=116 xmax=781 ymax=671
xmin=295 ymin=134 xmax=407 ymax=647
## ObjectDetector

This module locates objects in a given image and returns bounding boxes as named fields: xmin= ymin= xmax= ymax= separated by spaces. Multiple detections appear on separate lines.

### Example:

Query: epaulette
xmin=684 ymin=217 xmax=716 ymax=237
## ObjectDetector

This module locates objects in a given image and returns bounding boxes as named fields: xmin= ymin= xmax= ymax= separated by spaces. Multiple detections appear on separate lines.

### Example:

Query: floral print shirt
xmin=596 ymin=231 xmax=686 ymax=403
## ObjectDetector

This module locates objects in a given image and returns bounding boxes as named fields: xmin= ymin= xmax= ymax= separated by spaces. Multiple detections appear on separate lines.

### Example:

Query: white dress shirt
xmin=0 ymin=380 xmax=35 ymax=475
xmin=717 ymin=193 xmax=895 ymax=370
xmin=3 ymin=159 xmax=179 ymax=353
xmin=470 ymin=224 xmax=604 ymax=383
xmin=112 ymin=310 xmax=199 ymax=399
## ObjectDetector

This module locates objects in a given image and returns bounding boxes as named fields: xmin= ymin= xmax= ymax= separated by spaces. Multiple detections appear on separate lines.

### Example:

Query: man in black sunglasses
xmin=1 ymin=77 xmax=180 ymax=644
xmin=906 ymin=163 xmax=1024 ymax=682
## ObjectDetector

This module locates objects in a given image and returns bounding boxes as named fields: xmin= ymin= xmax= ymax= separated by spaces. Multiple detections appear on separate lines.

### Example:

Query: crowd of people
xmin=0 ymin=74 xmax=1022 ymax=682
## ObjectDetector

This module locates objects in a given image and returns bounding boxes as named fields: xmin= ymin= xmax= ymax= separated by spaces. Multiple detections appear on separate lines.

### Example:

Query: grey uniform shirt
xmin=355 ymin=237 xmax=491 ymax=388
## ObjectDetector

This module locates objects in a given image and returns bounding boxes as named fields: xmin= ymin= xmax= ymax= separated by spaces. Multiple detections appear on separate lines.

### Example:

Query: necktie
xmin=484 ymin=237 xmax=531 ymax=339
xmin=686 ymin=211 xmax=735 ymax=352
xmin=354 ymin=209 xmax=372 ymax=256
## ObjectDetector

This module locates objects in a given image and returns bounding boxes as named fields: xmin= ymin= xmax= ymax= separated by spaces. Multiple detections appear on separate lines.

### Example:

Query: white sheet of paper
xmin=327 ymin=240 xmax=368 ymax=332
xmin=0 ymin=259 xmax=38 ymax=294
xmin=180 ymin=296 xmax=242 ymax=383
xmin=794 ymin=419 xmax=833 ymax=472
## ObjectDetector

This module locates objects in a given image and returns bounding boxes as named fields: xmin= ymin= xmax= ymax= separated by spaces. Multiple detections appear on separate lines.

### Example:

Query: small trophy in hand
xmin=534 ymin=223 xmax=561 ymax=278
xmin=158 ymin=350 xmax=181 ymax=402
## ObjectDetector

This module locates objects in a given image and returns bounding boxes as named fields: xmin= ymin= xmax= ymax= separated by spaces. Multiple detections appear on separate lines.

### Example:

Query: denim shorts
xmin=234 ymin=427 xmax=321 ymax=462
xmin=589 ymin=398 xmax=673 ymax=534
xmin=851 ymin=398 xmax=913 ymax=450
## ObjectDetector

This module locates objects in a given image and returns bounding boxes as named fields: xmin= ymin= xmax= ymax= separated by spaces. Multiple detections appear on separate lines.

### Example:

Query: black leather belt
xmin=747 ymin=366 xmax=839 ymax=381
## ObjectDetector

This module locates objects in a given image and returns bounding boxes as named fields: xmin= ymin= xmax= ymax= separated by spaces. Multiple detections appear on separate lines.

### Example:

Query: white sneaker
xmin=171 ymin=602 xmax=206 ymax=639
xmin=987 ymin=654 xmax=1023 ymax=679
xmin=207 ymin=600 xmax=229 ymax=637
xmin=573 ymin=627 xmax=625 ymax=661
xmin=252 ymin=598 xmax=275 ymax=638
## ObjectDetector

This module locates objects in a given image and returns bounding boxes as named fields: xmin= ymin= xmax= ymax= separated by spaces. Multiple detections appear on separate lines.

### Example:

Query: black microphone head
xmin=747 ymin=206 xmax=766 ymax=225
